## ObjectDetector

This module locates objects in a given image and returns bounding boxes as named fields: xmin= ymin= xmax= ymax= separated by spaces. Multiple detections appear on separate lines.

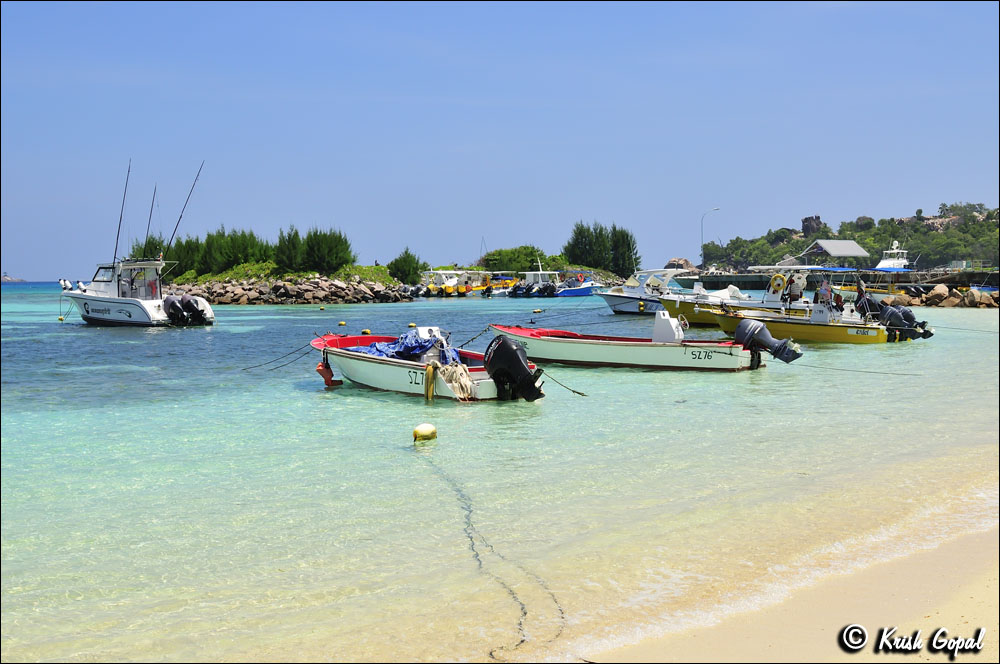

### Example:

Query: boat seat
xmin=651 ymin=311 xmax=684 ymax=342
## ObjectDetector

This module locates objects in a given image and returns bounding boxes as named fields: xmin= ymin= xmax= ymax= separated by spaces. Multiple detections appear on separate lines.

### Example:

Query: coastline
xmin=591 ymin=527 xmax=999 ymax=663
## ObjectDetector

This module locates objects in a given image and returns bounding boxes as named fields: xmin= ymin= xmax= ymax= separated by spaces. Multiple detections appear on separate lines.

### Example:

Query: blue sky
xmin=2 ymin=1 xmax=997 ymax=281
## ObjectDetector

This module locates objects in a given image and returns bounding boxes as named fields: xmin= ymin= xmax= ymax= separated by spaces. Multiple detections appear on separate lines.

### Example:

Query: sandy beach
xmin=593 ymin=527 xmax=998 ymax=663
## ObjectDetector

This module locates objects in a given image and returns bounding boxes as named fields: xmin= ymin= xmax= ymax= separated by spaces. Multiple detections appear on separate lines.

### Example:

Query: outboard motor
xmin=879 ymin=305 xmax=933 ymax=342
xmin=181 ymin=294 xmax=206 ymax=324
xmin=734 ymin=319 xmax=803 ymax=369
xmin=855 ymin=293 xmax=883 ymax=319
xmin=484 ymin=335 xmax=545 ymax=401
xmin=163 ymin=295 xmax=188 ymax=325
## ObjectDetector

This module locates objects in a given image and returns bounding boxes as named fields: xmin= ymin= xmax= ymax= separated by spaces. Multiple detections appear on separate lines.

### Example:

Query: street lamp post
xmin=700 ymin=207 xmax=720 ymax=269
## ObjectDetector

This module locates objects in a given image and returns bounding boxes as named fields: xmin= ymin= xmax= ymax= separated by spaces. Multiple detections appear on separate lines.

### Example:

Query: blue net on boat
xmin=346 ymin=329 xmax=460 ymax=364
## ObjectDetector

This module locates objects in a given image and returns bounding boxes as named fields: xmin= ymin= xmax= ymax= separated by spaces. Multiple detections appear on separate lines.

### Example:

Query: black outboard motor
xmin=484 ymin=335 xmax=545 ymax=401
xmin=855 ymin=293 xmax=883 ymax=319
xmin=163 ymin=295 xmax=188 ymax=325
xmin=734 ymin=319 xmax=804 ymax=370
xmin=879 ymin=305 xmax=933 ymax=342
xmin=181 ymin=294 xmax=206 ymax=325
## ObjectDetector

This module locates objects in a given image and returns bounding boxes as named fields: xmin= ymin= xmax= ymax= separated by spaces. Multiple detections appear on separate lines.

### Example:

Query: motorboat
xmin=596 ymin=268 xmax=688 ymax=314
xmin=712 ymin=287 xmax=934 ymax=344
xmin=60 ymin=162 xmax=213 ymax=327
xmin=875 ymin=240 xmax=911 ymax=270
xmin=419 ymin=270 xmax=469 ymax=297
xmin=657 ymin=272 xmax=813 ymax=326
xmin=489 ymin=310 xmax=802 ymax=371
xmin=312 ymin=326 xmax=545 ymax=402
xmin=478 ymin=273 xmax=518 ymax=297
xmin=555 ymin=271 xmax=604 ymax=297
xmin=61 ymin=257 xmax=215 ymax=326
xmin=510 ymin=269 xmax=561 ymax=297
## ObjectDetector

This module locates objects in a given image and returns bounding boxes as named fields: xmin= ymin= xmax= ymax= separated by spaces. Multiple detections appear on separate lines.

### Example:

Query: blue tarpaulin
xmin=346 ymin=329 xmax=460 ymax=364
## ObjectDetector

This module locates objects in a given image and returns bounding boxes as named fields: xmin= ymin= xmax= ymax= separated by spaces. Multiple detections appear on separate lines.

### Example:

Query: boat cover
xmin=346 ymin=329 xmax=460 ymax=364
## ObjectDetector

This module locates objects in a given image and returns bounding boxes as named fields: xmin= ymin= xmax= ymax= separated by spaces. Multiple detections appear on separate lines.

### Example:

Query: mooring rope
xmin=541 ymin=371 xmax=588 ymax=397
xmin=792 ymin=362 xmax=920 ymax=377
xmin=414 ymin=452 xmax=568 ymax=660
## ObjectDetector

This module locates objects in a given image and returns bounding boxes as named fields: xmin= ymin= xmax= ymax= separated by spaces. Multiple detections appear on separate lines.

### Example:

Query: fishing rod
xmin=111 ymin=159 xmax=131 ymax=264
xmin=164 ymin=160 xmax=205 ymax=257
xmin=143 ymin=184 xmax=156 ymax=255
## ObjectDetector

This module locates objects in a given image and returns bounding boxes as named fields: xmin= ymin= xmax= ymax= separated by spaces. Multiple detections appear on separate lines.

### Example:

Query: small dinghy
xmin=490 ymin=310 xmax=802 ymax=371
xmin=311 ymin=326 xmax=545 ymax=402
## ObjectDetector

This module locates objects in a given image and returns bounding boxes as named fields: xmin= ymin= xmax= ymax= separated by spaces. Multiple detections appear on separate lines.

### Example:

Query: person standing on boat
xmin=788 ymin=275 xmax=804 ymax=302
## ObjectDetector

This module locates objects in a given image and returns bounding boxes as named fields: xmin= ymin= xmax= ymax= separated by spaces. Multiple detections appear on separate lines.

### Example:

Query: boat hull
xmin=714 ymin=312 xmax=887 ymax=343
xmin=595 ymin=292 xmax=663 ymax=314
xmin=64 ymin=292 xmax=215 ymax=326
xmin=312 ymin=334 xmax=537 ymax=401
xmin=490 ymin=325 xmax=755 ymax=371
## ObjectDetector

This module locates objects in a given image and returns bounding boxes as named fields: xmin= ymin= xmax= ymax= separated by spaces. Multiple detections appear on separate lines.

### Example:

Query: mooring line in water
xmin=241 ymin=342 xmax=314 ymax=370
xmin=541 ymin=371 xmax=588 ymax=397
xmin=925 ymin=324 xmax=998 ymax=334
xmin=415 ymin=453 xmax=567 ymax=660
xmin=265 ymin=349 xmax=314 ymax=371
xmin=793 ymin=362 xmax=920 ymax=376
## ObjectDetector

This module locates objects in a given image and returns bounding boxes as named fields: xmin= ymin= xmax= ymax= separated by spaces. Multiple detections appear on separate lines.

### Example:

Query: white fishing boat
xmin=489 ymin=310 xmax=802 ymax=371
xmin=312 ymin=327 xmax=545 ymax=402
xmin=60 ymin=161 xmax=214 ymax=327
xmin=61 ymin=257 xmax=214 ymax=326
xmin=596 ymin=268 xmax=689 ymax=314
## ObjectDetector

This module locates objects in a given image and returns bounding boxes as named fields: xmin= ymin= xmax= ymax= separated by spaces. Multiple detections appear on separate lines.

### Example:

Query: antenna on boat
xmin=164 ymin=161 xmax=204 ymax=258
xmin=112 ymin=159 xmax=131 ymax=265
xmin=143 ymin=184 xmax=157 ymax=257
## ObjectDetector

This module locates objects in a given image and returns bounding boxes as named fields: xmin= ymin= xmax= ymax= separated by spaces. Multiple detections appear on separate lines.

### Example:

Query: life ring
xmin=769 ymin=274 xmax=787 ymax=294
xmin=577 ymin=273 xmax=584 ymax=283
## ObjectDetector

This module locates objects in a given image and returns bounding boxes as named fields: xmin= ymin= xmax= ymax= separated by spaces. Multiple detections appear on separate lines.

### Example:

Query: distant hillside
xmin=701 ymin=202 xmax=998 ymax=271
xmin=2 ymin=273 xmax=26 ymax=283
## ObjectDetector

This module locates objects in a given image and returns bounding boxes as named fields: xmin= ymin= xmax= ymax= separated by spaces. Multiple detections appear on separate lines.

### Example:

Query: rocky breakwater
xmin=882 ymin=284 xmax=998 ymax=309
xmin=171 ymin=276 xmax=412 ymax=305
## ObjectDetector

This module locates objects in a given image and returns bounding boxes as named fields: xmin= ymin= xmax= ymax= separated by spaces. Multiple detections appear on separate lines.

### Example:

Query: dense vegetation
xmin=701 ymin=202 xmax=998 ymax=271
xmin=387 ymin=247 xmax=430 ymax=285
xmin=561 ymin=221 xmax=642 ymax=278
xmin=130 ymin=225 xmax=356 ymax=281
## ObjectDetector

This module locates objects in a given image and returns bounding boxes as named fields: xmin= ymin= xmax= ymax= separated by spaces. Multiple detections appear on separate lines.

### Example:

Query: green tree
xmin=302 ymin=227 xmax=356 ymax=274
xmin=609 ymin=224 xmax=641 ymax=277
xmin=387 ymin=247 xmax=429 ymax=284
xmin=275 ymin=225 xmax=303 ymax=272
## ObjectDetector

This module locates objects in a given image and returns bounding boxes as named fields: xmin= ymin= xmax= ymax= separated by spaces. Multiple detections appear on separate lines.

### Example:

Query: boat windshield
xmin=92 ymin=267 xmax=114 ymax=282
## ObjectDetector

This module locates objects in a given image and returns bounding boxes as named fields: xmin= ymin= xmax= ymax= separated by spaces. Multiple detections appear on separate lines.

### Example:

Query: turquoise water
xmin=2 ymin=283 xmax=998 ymax=661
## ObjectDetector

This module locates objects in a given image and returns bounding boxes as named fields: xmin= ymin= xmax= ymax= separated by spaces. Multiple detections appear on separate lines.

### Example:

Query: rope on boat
xmin=923 ymin=324 xmax=997 ymax=334
xmin=266 ymin=349 xmax=313 ymax=371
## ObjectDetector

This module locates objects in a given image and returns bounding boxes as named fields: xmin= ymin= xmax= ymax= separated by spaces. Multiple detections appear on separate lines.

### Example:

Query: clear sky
xmin=2 ymin=1 xmax=997 ymax=281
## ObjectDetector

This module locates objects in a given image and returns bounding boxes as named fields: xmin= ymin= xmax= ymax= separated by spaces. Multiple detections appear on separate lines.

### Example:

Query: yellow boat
xmin=712 ymin=305 xmax=889 ymax=344
xmin=659 ymin=273 xmax=812 ymax=326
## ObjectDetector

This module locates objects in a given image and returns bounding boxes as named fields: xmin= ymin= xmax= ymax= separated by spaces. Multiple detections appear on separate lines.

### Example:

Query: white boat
xmin=875 ymin=240 xmax=911 ymax=269
xmin=596 ymin=268 xmax=689 ymax=314
xmin=489 ymin=310 xmax=802 ymax=371
xmin=60 ymin=162 xmax=214 ymax=327
xmin=62 ymin=258 xmax=215 ymax=326
xmin=311 ymin=327 xmax=545 ymax=402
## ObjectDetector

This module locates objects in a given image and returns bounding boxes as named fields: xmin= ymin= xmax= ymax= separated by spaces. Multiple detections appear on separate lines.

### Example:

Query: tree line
xmin=130 ymin=219 xmax=645 ymax=284
xmin=130 ymin=225 xmax=356 ymax=280
xmin=701 ymin=202 xmax=999 ymax=271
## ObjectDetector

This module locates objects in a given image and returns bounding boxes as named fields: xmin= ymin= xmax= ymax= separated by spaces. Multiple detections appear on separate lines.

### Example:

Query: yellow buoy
xmin=58 ymin=316 xmax=64 ymax=321
xmin=533 ymin=309 xmax=542 ymax=314
xmin=339 ymin=321 xmax=346 ymax=326
xmin=408 ymin=322 xmax=416 ymax=328
xmin=638 ymin=301 xmax=645 ymax=312
xmin=361 ymin=329 xmax=371 ymax=335
xmin=413 ymin=422 xmax=437 ymax=442
xmin=319 ymin=306 xmax=325 ymax=310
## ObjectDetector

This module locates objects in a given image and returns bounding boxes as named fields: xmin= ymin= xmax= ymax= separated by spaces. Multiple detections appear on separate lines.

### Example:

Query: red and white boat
xmin=311 ymin=326 xmax=545 ymax=402
xmin=490 ymin=311 xmax=803 ymax=371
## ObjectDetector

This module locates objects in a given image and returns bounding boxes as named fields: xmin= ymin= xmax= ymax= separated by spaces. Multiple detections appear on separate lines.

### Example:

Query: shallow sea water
xmin=2 ymin=283 xmax=997 ymax=661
